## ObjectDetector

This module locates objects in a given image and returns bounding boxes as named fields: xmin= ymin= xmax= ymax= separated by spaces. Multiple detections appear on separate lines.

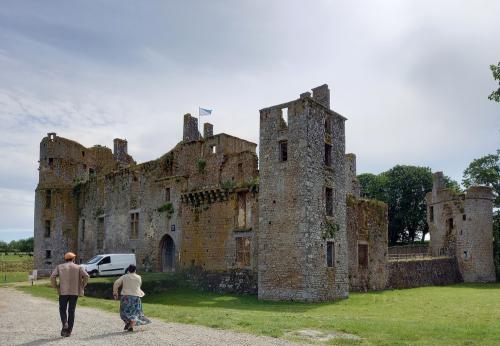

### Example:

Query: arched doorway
xmin=160 ymin=235 xmax=175 ymax=272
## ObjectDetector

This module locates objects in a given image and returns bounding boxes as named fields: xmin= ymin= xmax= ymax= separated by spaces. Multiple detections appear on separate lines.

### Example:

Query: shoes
xmin=124 ymin=322 xmax=130 ymax=331
xmin=61 ymin=323 xmax=69 ymax=337
xmin=127 ymin=325 xmax=134 ymax=332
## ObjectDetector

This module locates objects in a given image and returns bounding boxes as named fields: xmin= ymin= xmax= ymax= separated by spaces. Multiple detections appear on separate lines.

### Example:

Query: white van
xmin=83 ymin=254 xmax=136 ymax=277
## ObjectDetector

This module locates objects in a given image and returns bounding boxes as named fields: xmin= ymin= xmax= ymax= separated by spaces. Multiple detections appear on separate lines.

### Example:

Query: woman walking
xmin=113 ymin=265 xmax=151 ymax=331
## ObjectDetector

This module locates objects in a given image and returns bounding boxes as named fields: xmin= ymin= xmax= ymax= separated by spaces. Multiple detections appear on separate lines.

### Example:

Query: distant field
xmin=0 ymin=272 xmax=30 ymax=284
xmin=18 ymin=277 xmax=500 ymax=346
xmin=0 ymin=253 xmax=33 ymax=272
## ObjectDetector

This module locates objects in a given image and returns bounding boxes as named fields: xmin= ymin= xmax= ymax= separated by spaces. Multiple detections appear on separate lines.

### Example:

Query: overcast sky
xmin=0 ymin=0 xmax=499 ymax=241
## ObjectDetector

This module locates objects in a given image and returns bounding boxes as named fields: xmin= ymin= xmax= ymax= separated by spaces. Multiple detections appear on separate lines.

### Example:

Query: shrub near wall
xmin=85 ymin=274 xmax=181 ymax=299
xmin=386 ymin=258 xmax=462 ymax=289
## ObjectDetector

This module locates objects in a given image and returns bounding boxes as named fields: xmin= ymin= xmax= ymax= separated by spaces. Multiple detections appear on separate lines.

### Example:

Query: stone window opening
xmin=237 ymin=162 xmax=243 ymax=180
xmin=130 ymin=212 xmax=139 ymax=239
xmin=44 ymin=220 xmax=51 ymax=238
xmin=281 ymin=107 xmax=288 ymax=127
xmin=48 ymin=158 xmax=54 ymax=168
xmin=235 ymin=237 xmax=251 ymax=267
xmin=89 ymin=168 xmax=95 ymax=176
xmin=429 ymin=206 xmax=434 ymax=222
xmin=324 ymin=143 xmax=332 ymax=166
xmin=165 ymin=188 xmax=171 ymax=202
xmin=81 ymin=151 xmax=85 ymax=157
xmin=237 ymin=192 xmax=247 ymax=229
xmin=97 ymin=217 xmax=105 ymax=250
xmin=325 ymin=117 xmax=332 ymax=135
xmin=447 ymin=217 xmax=453 ymax=233
xmin=45 ymin=189 xmax=52 ymax=209
xmin=358 ymin=243 xmax=368 ymax=269
xmin=211 ymin=145 xmax=217 ymax=154
xmin=462 ymin=214 xmax=466 ymax=221
xmin=327 ymin=241 xmax=335 ymax=267
xmin=279 ymin=141 xmax=288 ymax=162
xmin=45 ymin=250 xmax=52 ymax=259
xmin=463 ymin=250 xmax=469 ymax=260
xmin=48 ymin=133 xmax=56 ymax=141
xmin=325 ymin=187 xmax=333 ymax=216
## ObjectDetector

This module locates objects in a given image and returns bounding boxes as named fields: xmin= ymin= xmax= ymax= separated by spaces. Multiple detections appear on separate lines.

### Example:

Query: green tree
xmin=358 ymin=165 xmax=433 ymax=245
xmin=488 ymin=62 xmax=500 ymax=102
xmin=443 ymin=175 xmax=462 ymax=194
xmin=462 ymin=150 xmax=500 ymax=207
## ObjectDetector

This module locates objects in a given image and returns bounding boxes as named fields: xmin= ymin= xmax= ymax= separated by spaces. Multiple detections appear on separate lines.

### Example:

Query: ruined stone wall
xmin=71 ymin=129 xmax=259 ymax=279
xmin=258 ymin=85 xmax=348 ymax=301
xmin=183 ymin=113 xmax=201 ymax=142
xmin=386 ymin=258 xmax=462 ymax=289
xmin=35 ymin=133 xmax=120 ymax=270
xmin=347 ymin=196 xmax=388 ymax=291
xmin=426 ymin=172 xmax=495 ymax=283
xmin=345 ymin=153 xmax=361 ymax=198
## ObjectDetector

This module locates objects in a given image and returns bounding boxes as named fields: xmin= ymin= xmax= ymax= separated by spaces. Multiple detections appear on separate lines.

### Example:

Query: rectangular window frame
xmin=279 ymin=141 xmax=288 ymax=162
xmin=235 ymin=236 xmax=251 ymax=267
xmin=327 ymin=241 xmax=335 ymax=267
xmin=358 ymin=243 xmax=369 ymax=269
xmin=44 ymin=220 xmax=51 ymax=238
xmin=324 ymin=143 xmax=332 ymax=166
xmin=130 ymin=212 xmax=139 ymax=240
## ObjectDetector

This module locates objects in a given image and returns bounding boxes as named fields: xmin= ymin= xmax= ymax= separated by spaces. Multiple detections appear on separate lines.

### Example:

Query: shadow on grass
xmin=143 ymin=287 xmax=344 ymax=313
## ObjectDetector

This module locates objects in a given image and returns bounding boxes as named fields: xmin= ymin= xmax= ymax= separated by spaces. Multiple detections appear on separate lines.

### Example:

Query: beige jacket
xmin=51 ymin=262 xmax=89 ymax=296
xmin=113 ymin=273 xmax=145 ymax=297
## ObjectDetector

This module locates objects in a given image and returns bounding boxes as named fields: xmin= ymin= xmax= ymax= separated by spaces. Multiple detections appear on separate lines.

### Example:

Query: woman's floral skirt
xmin=120 ymin=295 xmax=152 ymax=326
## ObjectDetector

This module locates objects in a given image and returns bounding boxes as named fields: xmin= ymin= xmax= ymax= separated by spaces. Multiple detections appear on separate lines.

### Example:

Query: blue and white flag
xmin=199 ymin=107 xmax=212 ymax=116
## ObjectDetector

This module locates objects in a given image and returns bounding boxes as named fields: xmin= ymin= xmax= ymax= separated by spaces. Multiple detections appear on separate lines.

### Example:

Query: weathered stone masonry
xmin=34 ymin=84 xmax=496 ymax=301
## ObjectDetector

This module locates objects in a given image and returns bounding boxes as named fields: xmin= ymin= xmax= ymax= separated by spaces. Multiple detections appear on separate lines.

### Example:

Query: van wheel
xmin=90 ymin=270 xmax=99 ymax=278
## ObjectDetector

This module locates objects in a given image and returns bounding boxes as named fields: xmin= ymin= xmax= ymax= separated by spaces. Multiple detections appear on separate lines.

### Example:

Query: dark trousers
xmin=59 ymin=295 xmax=78 ymax=331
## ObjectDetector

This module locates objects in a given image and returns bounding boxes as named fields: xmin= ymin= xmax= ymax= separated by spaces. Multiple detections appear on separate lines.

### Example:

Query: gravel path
xmin=0 ymin=287 xmax=306 ymax=346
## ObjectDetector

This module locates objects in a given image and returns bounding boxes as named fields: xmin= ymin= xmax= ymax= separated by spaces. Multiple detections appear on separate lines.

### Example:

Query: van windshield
xmin=85 ymin=255 xmax=103 ymax=264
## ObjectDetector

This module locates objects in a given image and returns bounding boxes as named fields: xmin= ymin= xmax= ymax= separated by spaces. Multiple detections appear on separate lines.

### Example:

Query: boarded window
xmin=279 ymin=141 xmax=288 ymax=162
xmin=324 ymin=143 xmax=332 ymax=166
xmin=327 ymin=241 xmax=335 ymax=267
xmin=44 ymin=220 xmax=51 ymax=238
xmin=45 ymin=189 xmax=52 ymax=209
xmin=236 ymin=237 xmax=251 ymax=266
xmin=165 ymin=188 xmax=171 ymax=202
xmin=237 ymin=192 xmax=247 ymax=228
xmin=130 ymin=213 xmax=139 ymax=239
xmin=429 ymin=206 xmax=434 ymax=222
xmin=97 ymin=217 xmax=105 ymax=250
xmin=45 ymin=250 xmax=51 ymax=259
xmin=358 ymin=244 xmax=368 ymax=268
xmin=326 ymin=187 xmax=333 ymax=216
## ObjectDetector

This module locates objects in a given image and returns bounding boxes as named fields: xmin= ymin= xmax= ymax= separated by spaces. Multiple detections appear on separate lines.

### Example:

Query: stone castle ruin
xmin=34 ymin=85 xmax=495 ymax=301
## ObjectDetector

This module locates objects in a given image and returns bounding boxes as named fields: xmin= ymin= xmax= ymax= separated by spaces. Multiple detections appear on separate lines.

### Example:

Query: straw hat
xmin=64 ymin=252 xmax=76 ymax=261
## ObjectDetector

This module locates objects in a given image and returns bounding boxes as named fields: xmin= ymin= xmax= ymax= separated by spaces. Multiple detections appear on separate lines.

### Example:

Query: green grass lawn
xmin=0 ymin=271 xmax=31 ymax=284
xmin=18 ymin=281 xmax=500 ymax=345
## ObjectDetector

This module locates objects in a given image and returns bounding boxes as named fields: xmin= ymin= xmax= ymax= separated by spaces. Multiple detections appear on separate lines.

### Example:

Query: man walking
xmin=50 ymin=252 xmax=89 ymax=337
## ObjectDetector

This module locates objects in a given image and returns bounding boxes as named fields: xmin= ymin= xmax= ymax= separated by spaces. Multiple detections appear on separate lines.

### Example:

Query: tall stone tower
xmin=258 ymin=85 xmax=349 ymax=301
xmin=427 ymin=172 xmax=495 ymax=282
xmin=34 ymin=133 xmax=87 ymax=271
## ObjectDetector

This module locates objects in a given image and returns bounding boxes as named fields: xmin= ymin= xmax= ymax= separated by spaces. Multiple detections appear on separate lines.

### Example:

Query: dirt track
xmin=0 ymin=287 xmax=305 ymax=346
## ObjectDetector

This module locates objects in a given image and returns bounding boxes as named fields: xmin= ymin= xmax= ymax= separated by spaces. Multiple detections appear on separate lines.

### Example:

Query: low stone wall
xmin=184 ymin=268 xmax=257 ymax=295
xmin=386 ymin=257 xmax=462 ymax=289
xmin=388 ymin=244 xmax=430 ymax=255
xmin=85 ymin=275 xmax=180 ymax=299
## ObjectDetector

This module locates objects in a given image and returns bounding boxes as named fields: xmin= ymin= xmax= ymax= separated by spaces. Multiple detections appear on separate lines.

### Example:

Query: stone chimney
xmin=183 ymin=113 xmax=201 ymax=142
xmin=311 ymin=84 xmax=330 ymax=108
xmin=113 ymin=138 xmax=128 ymax=163
xmin=203 ymin=123 xmax=214 ymax=138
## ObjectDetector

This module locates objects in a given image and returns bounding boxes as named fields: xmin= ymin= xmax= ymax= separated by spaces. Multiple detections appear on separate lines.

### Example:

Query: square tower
xmin=258 ymin=85 xmax=349 ymax=301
